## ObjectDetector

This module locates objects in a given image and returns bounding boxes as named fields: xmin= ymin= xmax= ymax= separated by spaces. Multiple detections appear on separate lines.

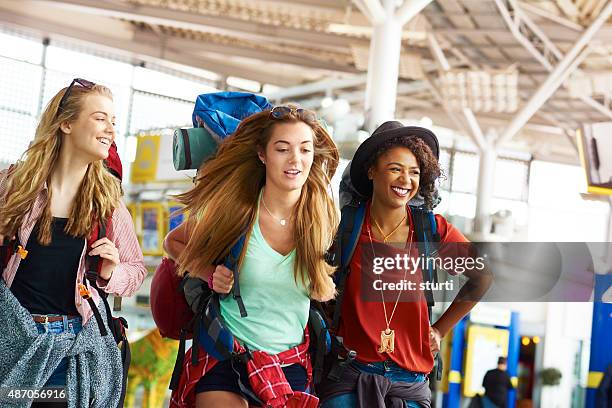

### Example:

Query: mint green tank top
xmin=219 ymin=203 xmax=310 ymax=354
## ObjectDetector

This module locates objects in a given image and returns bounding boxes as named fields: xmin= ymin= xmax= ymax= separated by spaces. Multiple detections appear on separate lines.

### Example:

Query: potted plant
xmin=539 ymin=367 xmax=562 ymax=386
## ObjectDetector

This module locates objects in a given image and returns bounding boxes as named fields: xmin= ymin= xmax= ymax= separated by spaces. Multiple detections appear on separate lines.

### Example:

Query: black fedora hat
xmin=350 ymin=121 xmax=440 ymax=198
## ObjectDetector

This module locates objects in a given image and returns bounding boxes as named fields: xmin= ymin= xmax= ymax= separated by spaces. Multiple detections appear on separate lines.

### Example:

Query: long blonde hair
xmin=0 ymin=83 xmax=121 ymax=244
xmin=176 ymin=109 xmax=339 ymax=301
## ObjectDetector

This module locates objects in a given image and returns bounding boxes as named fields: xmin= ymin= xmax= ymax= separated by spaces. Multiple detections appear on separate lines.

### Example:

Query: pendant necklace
xmin=367 ymin=207 xmax=412 ymax=354
xmin=372 ymin=213 xmax=407 ymax=243
xmin=261 ymin=190 xmax=292 ymax=226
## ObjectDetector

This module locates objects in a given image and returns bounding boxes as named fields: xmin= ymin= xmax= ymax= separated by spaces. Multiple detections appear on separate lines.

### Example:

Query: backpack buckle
xmin=78 ymin=283 xmax=92 ymax=299
xmin=16 ymin=245 xmax=28 ymax=259
xmin=233 ymin=344 xmax=253 ymax=364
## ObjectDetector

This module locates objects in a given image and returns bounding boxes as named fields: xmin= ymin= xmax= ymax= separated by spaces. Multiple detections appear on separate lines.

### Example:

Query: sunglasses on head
xmin=270 ymin=106 xmax=317 ymax=123
xmin=57 ymin=78 xmax=96 ymax=114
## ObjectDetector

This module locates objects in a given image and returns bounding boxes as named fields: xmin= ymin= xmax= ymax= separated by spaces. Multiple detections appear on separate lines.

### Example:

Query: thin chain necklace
xmin=372 ymin=211 xmax=407 ymax=243
xmin=367 ymin=207 xmax=413 ymax=354
xmin=261 ymin=190 xmax=292 ymax=226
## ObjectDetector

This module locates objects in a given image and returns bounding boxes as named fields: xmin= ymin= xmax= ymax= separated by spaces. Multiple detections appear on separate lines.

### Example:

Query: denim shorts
xmin=34 ymin=315 xmax=83 ymax=387
xmin=321 ymin=359 xmax=427 ymax=408
xmin=196 ymin=359 xmax=308 ymax=405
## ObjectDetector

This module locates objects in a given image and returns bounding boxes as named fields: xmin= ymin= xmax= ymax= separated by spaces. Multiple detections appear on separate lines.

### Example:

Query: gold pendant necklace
xmin=372 ymin=213 xmax=407 ymax=243
xmin=367 ymin=207 xmax=412 ymax=354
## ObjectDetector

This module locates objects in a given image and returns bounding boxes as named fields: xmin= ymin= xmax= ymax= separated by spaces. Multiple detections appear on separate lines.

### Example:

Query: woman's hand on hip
xmin=429 ymin=326 xmax=442 ymax=356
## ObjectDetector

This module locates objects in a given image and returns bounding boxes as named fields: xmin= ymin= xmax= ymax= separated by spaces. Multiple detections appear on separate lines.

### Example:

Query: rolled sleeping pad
xmin=173 ymin=127 xmax=221 ymax=171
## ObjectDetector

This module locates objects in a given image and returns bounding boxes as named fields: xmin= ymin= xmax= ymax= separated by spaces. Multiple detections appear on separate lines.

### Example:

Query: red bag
xmin=150 ymin=257 xmax=194 ymax=339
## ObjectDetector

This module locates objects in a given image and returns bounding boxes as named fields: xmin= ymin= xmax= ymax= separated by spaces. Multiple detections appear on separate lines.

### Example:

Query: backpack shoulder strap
xmin=411 ymin=207 xmax=445 ymax=381
xmin=84 ymin=218 xmax=115 ymax=337
xmin=223 ymin=234 xmax=248 ymax=317
xmin=411 ymin=206 xmax=438 ymax=311
xmin=331 ymin=200 xmax=366 ymax=330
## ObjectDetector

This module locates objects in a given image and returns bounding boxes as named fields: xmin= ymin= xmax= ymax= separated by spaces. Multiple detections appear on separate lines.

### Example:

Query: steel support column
xmin=474 ymin=131 xmax=498 ymax=235
xmin=356 ymin=0 xmax=433 ymax=131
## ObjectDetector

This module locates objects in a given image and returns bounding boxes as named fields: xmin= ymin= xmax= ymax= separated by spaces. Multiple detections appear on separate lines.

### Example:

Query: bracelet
xmin=207 ymin=273 xmax=214 ymax=289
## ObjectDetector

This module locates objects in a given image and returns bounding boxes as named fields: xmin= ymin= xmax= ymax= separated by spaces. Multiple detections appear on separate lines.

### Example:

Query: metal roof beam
xmin=0 ymin=8 xmax=300 ymax=87
xmin=495 ymin=0 xmax=612 ymax=147
xmin=132 ymin=30 xmax=359 ymax=74
xmin=358 ymin=0 xmax=386 ymax=24
xmin=427 ymin=32 xmax=486 ymax=150
xmin=37 ymin=0 xmax=363 ymax=48
xmin=395 ymin=0 xmax=433 ymax=25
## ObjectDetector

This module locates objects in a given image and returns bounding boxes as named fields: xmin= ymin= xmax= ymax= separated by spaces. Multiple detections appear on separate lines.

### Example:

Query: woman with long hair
xmin=0 ymin=79 xmax=146 ymax=407
xmin=164 ymin=106 xmax=339 ymax=408
xmin=319 ymin=121 xmax=491 ymax=408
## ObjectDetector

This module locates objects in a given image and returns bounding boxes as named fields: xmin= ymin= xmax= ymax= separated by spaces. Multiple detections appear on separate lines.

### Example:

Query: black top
xmin=11 ymin=217 xmax=85 ymax=315
xmin=482 ymin=368 xmax=513 ymax=408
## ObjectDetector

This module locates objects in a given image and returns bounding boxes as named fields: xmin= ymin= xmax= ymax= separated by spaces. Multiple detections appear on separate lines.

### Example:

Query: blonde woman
xmin=165 ymin=106 xmax=339 ymax=408
xmin=0 ymin=78 xmax=146 ymax=407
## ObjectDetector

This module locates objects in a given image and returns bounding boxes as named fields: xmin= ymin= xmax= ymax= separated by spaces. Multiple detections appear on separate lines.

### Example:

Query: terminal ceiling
xmin=2 ymin=0 xmax=612 ymax=162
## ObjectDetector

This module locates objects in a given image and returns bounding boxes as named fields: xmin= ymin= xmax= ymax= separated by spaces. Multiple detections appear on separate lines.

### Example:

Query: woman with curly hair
xmin=164 ymin=106 xmax=339 ymax=408
xmin=320 ymin=121 xmax=491 ymax=408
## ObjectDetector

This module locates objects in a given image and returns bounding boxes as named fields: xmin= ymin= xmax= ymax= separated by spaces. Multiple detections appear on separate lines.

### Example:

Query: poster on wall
xmin=140 ymin=203 xmax=164 ymax=256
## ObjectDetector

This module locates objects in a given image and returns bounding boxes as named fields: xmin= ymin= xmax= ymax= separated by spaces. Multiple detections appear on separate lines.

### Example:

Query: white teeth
xmin=286 ymin=170 xmax=300 ymax=174
xmin=392 ymin=187 xmax=408 ymax=195
xmin=97 ymin=138 xmax=110 ymax=146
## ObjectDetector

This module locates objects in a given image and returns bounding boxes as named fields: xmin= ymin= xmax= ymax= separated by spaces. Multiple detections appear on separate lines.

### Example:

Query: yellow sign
xmin=588 ymin=371 xmax=603 ymax=388
xmin=131 ymin=135 xmax=160 ymax=183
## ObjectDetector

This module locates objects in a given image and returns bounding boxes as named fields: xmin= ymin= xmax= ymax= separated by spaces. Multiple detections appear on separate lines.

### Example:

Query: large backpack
xmin=326 ymin=162 xmax=443 ymax=381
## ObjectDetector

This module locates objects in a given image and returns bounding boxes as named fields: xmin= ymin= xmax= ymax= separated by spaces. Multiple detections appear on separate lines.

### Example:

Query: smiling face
xmin=60 ymin=94 xmax=116 ymax=162
xmin=258 ymin=121 xmax=315 ymax=193
xmin=368 ymin=146 xmax=420 ymax=209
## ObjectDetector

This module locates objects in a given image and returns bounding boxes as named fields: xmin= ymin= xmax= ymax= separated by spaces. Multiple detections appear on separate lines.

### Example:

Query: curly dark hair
xmin=364 ymin=135 xmax=441 ymax=209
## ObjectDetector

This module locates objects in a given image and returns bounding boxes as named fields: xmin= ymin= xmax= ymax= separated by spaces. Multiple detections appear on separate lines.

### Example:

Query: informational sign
xmin=463 ymin=325 xmax=509 ymax=397
xmin=131 ymin=135 xmax=160 ymax=183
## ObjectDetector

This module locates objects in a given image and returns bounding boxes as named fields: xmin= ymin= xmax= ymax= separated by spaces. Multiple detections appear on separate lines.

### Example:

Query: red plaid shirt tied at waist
xmin=170 ymin=329 xmax=318 ymax=408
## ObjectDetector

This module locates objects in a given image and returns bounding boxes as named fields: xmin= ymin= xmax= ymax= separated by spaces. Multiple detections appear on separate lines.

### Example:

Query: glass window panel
xmin=132 ymin=67 xmax=217 ymax=101
xmin=452 ymin=151 xmax=478 ymax=193
xmin=527 ymin=160 xmax=610 ymax=241
xmin=0 ymin=110 xmax=36 ymax=163
xmin=438 ymin=148 xmax=451 ymax=191
xmin=0 ymin=32 xmax=42 ymax=64
xmin=448 ymin=191 xmax=476 ymax=218
xmin=494 ymin=158 xmax=528 ymax=200
xmin=435 ymin=189 xmax=450 ymax=215
xmin=0 ymin=56 xmax=42 ymax=114
xmin=45 ymin=46 xmax=133 ymax=86
xmin=129 ymin=92 xmax=193 ymax=134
